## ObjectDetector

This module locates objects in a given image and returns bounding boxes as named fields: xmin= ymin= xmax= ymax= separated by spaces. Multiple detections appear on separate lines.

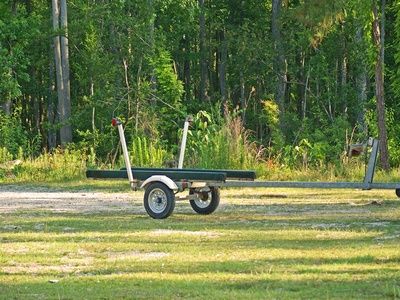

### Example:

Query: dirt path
xmin=0 ymin=186 xmax=143 ymax=214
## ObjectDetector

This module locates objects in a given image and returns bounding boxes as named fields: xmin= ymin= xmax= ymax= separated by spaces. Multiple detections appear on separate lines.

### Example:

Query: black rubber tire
xmin=143 ymin=182 xmax=175 ymax=219
xmin=189 ymin=186 xmax=220 ymax=215
xmin=396 ymin=189 xmax=400 ymax=198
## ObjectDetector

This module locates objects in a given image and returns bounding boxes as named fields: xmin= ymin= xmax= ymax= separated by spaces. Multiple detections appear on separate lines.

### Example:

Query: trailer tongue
xmin=86 ymin=117 xmax=400 ymax=219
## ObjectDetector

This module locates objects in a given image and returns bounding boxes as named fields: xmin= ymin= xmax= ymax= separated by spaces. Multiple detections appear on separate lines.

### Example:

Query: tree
xmin=52 ymin=0 xmax=72 ymax=147
xmin=271 ymin=0 xmax=286 ymax=124
xmin=198 ymin=0 xmax=208 ymax=102
xmin=372 ymin=0 xmax=389 ymax=170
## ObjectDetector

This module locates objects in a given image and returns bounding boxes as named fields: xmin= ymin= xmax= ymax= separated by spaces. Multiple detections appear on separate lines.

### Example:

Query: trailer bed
xmin=120 ymin=168 xmax=256 ymax=180
xmin=87 ymin=169 xmax=224 ymax=181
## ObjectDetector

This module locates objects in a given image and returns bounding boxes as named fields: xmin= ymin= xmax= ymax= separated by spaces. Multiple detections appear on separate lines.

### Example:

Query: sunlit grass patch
xmin=0 ymin=187 xmax=399 ymax=299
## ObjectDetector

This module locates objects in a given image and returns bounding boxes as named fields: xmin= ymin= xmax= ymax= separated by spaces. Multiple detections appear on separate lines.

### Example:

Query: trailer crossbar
xmin=86 ymin=169 xmax=227 ymax=182
xmin=120 ymin=167 xmax=256 ymax=180
xmin=219 ymin=180 xmax=400 ymax=190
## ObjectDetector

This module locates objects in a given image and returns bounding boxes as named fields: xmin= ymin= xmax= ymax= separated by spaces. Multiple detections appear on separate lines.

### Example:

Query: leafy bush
xmin=185 ymin=110 xmax=264 ymax=170
xmin=148 ymin=47 xmax=184 ymax=144
xmin=129 ymin=136 xmax=172 ymax=167
xmin=0 ymin=112 xmax=28 ymax=158
xmin=0 ymin=147 xmax=13 ymax=164
xmin=10 ymin=148 xmax=87 ymax=182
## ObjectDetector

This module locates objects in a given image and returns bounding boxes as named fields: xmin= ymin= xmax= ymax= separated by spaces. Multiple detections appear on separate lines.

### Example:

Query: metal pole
xmin=112 ymin=118 xmax=135 ymax=188
xmin=178 ymin=115 xmax=193 ymax=169
xmin=363 ymin=138 xmax=379 ymax=189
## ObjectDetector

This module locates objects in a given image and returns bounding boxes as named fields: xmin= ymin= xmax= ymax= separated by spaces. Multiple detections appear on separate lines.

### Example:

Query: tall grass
xmin=187 ymin=115 xmax=264 ymax=170
xmin=129 ymin=136 xmax=172 ymax=167
xmin=1 ymin=148 xmax=87 ymax=183
xmin=1 ymin=112 xmax=399 ymax=183
xmin=0 ymin=147 xmax=13 ymax=164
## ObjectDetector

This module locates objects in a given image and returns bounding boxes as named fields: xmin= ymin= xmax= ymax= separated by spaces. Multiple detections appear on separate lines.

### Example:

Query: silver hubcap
xmin=194 ymin=192 xmax=211 ymax=208
xmin=148 ymin=188 xmax=168 ymax=213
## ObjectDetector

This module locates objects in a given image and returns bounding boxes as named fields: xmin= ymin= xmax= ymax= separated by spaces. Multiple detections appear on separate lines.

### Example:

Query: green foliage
xmin=10 ymin=148 xmax=87 ymax=182
xmin=0 ymin=147 xmax=13 ymax=164
xmin=0 ymin=112 xmax=28 ymax=158
xmin=186 ymin=110 xmax=263 ymax=170
xmin=129 ymin=136 xmax=172 ymax=167
xmin=148 ymin=47 xmax=185 ymax=144
xmin=0 ymin=17 xmax=28 ymax=101
xmin=1 ymin=0 xmax=400 ymax=177
xmin=262 ymin=99 xmax=284 ymax=149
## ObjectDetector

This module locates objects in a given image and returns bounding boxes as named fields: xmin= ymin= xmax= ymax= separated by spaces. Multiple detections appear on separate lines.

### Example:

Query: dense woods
xmin=1 ymin=0 xmax=400 ymax=173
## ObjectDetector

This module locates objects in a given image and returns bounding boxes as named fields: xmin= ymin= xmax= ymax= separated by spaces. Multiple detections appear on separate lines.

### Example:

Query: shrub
xmin=0 ymin=112 xmax=28 ymax=157
xmin=11 ymin=148 xmax=87 ymax=182
xmin=185 ymin=110 xmax=264 ymax=170
xmin=129 ymin=136 xmax=172 ymax=167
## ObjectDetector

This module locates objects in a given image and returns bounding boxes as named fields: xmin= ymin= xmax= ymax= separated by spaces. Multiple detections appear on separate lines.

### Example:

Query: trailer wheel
xmin=396 ymin=189 xmax=400 ymax=198
xmin=189 ymin=186 xmax=220 ymax=215
xmin=144 ymin=182 xmax=175 ymax=219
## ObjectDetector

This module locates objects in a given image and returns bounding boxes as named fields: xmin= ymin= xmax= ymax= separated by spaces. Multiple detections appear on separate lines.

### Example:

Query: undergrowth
xmin=1 ymin=110 xmax=400 ymax=184
xmin=0 ymin=148 xmax=87 ymax=183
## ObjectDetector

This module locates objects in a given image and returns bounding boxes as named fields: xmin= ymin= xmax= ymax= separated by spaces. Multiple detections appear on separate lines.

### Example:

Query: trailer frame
xmin=86 ymin=117 xmax=400 ymax=219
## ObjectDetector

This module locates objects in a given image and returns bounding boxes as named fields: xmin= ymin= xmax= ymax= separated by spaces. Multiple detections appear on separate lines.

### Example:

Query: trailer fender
xmin=140 ymin=175 xmax=179 ymax=191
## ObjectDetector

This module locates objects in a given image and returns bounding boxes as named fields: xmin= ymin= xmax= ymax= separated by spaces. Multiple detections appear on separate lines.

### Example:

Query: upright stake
xmin=112 ymin=118 xmax=135 ymax=189
xmin=178 ymin=115 xmax=193 ymax=169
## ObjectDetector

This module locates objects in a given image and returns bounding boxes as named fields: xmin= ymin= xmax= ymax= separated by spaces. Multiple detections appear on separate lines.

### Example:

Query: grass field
xmin=0 ymin=182 xmax=400 ymax=299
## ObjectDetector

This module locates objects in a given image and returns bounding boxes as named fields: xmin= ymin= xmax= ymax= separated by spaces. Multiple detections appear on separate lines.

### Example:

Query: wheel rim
xmin=194 ymin=192 xmax=211 ymax=208
xmin=148 ymin=188 xmax=168 ymax=213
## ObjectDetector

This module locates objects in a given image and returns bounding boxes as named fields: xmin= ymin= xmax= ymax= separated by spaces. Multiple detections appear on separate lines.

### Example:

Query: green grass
xmin=0 ymin=185 xmax=400 ymax=299
xmin=0 ymin=179 xmax=131 ymax=193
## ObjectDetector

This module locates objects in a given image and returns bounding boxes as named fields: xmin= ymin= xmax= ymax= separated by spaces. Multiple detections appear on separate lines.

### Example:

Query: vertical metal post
xmin=112 ymin=118 xmax=135 ymax=189
xmin=178 ymin=115 xmax=193 ymax=169
xmin=363 ymin=138 xmax=379 ymax=189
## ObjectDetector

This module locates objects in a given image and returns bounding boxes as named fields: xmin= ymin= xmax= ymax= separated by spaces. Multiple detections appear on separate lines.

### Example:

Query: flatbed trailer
xmin=86 ymin=117 xmax=400 ymax=219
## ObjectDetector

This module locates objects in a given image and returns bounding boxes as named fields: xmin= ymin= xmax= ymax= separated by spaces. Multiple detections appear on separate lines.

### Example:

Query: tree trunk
xmin=355 ymin=27 xmax=367 ymax=132
xmin=51 ymin=0 xmax=64 ymax=132
xmin=271 ymin=0 xmax=286 ymax=127
xmin=48 ymin=46 xmax=57 ymax=150
xmin=183 ymin=36 xmax=191 ymax=102
xmin=341 ymin=55 xmax=348 ymax=113
xmin=59 ymin=0 xmax=72 ymax=144
xmin=52 ymin=0 xmax=72 ymax=147
xmin=199 ymin=0 xmax=208 ymax=101
xmin=218 ymin=29 xmax=227 ymax=104
xmin=240 ymin=71 xmax=245 ymax=123
xmin=372 ymin=0 xmax=389 ymax=170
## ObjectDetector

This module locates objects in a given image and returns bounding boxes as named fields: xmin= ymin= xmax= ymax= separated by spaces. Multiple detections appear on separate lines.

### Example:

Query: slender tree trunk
xmin=183 ymin=36 xmax=191 ymax=101
xmin=303 ymin=71 xmax=309 ymax=120
xmin=218 ymin=29 xmax=227 ymax=104
xmin=355 ymin=27 xmax=367 ymax=132
xmin=271 ymin=0 xmax=286 ymax=127
xmin=51 ymin=0 xmax=64 ymax=130
xmin=372 ymin=0 xmax=389 ymax=170
xmin=340 ymin=24 xmax=347 ymax=113
xmin=135 ymin=58 xmax=142 ymax=134
xmin=240 ymin=71 xmax=245 ymax=123
xmin=199 ymin=0 xmax=208 ymax=101
xmin=123 ymin=58 xmax=131 ymax=116
xmin=341 ymin=55 xmax=348 ymax=113
xmin=48 ymin=46 xmax=57 ymax=150
xmin=59 ymin=0 xmax=72 ymax=144
xmin=90 ymin=77 xmax=95 ymax=147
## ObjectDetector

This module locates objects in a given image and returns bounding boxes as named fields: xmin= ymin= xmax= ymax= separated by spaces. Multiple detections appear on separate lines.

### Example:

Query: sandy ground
xmin=0 ymin=184 xmax=394 ymax=217
xmin=0 ymin=185 xmax=144 ymax=214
